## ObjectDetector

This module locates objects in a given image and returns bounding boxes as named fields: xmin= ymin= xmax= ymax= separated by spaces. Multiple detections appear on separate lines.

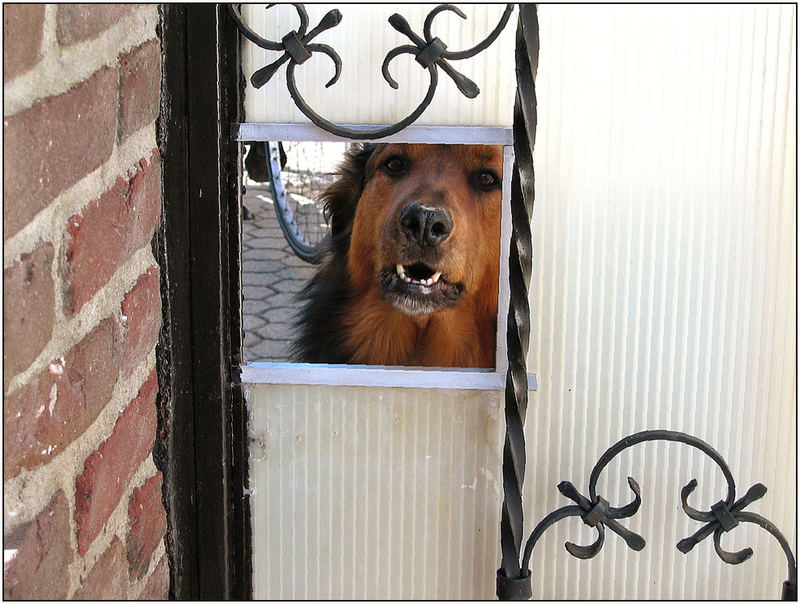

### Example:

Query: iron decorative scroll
xmin=228 ymin=3 xmax=514 ymax=139
xmin=503 ymin=429 xmax=798 ymax=601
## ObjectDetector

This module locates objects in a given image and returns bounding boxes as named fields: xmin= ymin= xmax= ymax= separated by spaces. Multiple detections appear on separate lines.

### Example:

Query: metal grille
xmin=231 ymin=4 xmax=796 ymax=600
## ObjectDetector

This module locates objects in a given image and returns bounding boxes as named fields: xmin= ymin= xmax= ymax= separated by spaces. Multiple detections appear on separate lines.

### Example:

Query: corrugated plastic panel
xmin=246 ymin=5 xmax=796 ymax=600
xmin=526 ymin=4 xmax=796 ymax=599
xmin=247 ymin=384 xmax=505 ymax=600
xmin=241 ymin=4 xmax=516 ymax=127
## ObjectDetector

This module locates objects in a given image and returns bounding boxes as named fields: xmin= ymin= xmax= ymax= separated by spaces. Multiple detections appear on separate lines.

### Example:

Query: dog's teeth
xmin=395 ymin=264 xmax=442 ymax=287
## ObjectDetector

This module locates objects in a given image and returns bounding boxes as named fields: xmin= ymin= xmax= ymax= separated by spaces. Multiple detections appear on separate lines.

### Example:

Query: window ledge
xmin=240 ymin=362 xmax=537 ymax=391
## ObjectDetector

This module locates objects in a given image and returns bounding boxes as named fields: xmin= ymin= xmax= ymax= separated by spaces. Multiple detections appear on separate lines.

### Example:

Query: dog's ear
xmin=321 ymin=144 xmax=377 ymax=238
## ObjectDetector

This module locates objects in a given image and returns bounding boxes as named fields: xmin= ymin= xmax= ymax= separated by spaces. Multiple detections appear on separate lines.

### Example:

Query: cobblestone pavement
xmin=241 ymin=182 xmax=317 ymax=362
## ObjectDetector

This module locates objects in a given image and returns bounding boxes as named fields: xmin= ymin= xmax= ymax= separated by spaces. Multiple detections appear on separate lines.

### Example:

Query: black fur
xmin=290 ymin=144 xmax=377 ymax=363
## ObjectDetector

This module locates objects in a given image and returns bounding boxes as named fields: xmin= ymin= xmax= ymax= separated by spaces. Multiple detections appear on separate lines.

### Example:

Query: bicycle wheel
xmin=265 ymin=141 xmax=344 ymax=264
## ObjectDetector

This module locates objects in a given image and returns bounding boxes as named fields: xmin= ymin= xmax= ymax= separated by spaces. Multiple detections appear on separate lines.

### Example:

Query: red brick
xmin=126 ymin=472 xmax=166 ymax=580
xmin=3 ymin=67 xmax=118 ymax=239
xmin=3 ymin=243 xmax=55 ymax=389
xmin=74 ymin=369 xmax=158 ymax=554
xmin=129 ymin=151 xmax=162 ymax=251
xmin=122 ymin=266 xmax=161 ymax=376
xmin=65 ymin=177 xmax=130 ymax=313
xmin=119 ymin=39 xmax=161 ymax=140
xmin=65 ymin=151 xmax=162 ymax=314
xmin=3 ymin=491 xmax=73 ymax=600
xmin=73 ymin=536 xmax=128 ymax=600
xmin=3 ymin=4 xmax=45 ymax=81
xmin=57 ymin=4 xmax=135 ymax=45
xmin=3 ymin=318 xmax=121 ymax=480
xmin=138 ymin=554 xmax=169 ymax=600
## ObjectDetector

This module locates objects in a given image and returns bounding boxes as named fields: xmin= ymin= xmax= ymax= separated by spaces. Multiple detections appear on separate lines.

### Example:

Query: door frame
xmin=157 ymin=4 xmax=250 ymax=599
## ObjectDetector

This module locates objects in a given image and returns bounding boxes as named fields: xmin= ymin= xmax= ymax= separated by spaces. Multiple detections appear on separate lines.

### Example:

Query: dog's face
xmin=347 ymin=143 xmax=503 ymax=317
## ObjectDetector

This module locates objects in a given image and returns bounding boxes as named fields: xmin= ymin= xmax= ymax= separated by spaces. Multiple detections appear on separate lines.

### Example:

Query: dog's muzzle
xmin=380 ymin=202 xmax=463 ymax=315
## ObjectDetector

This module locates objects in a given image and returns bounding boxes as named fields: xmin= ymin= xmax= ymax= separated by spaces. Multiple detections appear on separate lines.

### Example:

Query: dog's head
xmin=327 ymin=143 xmax=503 ymax=317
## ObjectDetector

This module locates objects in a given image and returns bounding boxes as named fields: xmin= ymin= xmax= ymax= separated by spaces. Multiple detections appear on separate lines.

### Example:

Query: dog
xmin=292 ymin=143 xmax=503 ymax=368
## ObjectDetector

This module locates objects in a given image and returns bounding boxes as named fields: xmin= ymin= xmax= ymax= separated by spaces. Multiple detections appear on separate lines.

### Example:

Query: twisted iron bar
xmin=495 ymin=5 xmax=538 ymax=601
xmin=228 ymin=3 xmax=514 ymax=139
xmin=516 ymin=430 xmax=797 ymax=601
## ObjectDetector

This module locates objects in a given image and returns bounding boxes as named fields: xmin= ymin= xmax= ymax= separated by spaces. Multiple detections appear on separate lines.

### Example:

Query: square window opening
xmin=237 ymin=127 xmax=520 ymax=390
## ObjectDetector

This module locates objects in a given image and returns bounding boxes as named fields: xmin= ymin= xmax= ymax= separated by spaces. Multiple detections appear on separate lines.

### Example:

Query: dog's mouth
xmin=379 ymin=262 xmax=464 ymax=316
xmin=396 ymin=262 xmax=443 ymax=287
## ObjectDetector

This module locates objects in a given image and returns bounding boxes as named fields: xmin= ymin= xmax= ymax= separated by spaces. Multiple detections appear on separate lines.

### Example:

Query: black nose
xmin=399 ymin=203 xmax=453 ymax=247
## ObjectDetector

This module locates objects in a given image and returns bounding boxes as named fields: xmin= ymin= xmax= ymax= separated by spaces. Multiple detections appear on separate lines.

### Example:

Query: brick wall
xmin=3 ymin=5 xmax=168 ymax=599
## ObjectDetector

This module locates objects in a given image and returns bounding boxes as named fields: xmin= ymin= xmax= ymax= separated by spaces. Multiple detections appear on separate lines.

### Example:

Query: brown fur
xmin=293 ymin=143 xmax=502 ymax=368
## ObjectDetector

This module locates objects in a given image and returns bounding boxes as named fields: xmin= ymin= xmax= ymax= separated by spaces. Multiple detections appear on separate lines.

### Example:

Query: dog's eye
xmin=471 ymin=170 xmax=501 ymax=191
xmin=383 ymin=156 xmax=409 ymax=176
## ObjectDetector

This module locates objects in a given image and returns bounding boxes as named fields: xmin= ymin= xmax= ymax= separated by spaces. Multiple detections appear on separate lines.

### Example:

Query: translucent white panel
xmin=245 ymin=5 xmax=796 ymax=600
xmin=527 ymin=4 xmax=796 ymax=599
xmin=241 ymin=4 xmax=516 ymax=127
xmin=247 ymin=384 xmax=505 ymax=600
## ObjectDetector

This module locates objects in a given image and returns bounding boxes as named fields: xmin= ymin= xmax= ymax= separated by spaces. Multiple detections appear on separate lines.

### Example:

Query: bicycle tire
xmin=265 ymin=141 xmax=331 ymax=264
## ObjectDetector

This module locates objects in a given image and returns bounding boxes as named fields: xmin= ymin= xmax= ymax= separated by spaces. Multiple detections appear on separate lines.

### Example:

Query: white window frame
xmin=234 ymin=123 xmax=537 ymax=391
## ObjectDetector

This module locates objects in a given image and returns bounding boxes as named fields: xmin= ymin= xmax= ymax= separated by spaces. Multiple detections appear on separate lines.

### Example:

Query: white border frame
xmin=235 ymin=123 xmax=537 ymax=391
xmin=240 ymin=362 xmax=538 ymax=391
xmin=232 ymin=122 xmax=514 ymax=145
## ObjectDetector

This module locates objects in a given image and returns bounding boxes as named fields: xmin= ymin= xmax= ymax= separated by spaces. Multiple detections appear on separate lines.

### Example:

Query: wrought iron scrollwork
xmin=495 ymin=4 xmax=538 ymax=602
xmin=229 ymin=4 xmax=343 ymax=90
xmin=510 ymin=430 xmax=797 ymax=601
xmin=228 ymin=3 xmax=514 ymax=139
